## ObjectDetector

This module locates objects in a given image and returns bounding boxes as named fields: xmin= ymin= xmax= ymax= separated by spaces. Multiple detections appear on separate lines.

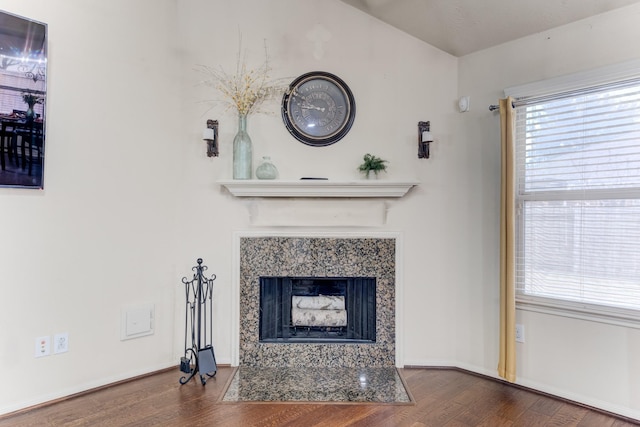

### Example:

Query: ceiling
xmin=0 ymin=11 xmax=46 ymax=68
xmin=339 ymin=0 xmax=640 ymax=57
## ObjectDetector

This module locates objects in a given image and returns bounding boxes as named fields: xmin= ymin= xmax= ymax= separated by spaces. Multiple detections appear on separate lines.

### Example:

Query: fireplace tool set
xmin=179 ymin=258 xmax=217 ymax=385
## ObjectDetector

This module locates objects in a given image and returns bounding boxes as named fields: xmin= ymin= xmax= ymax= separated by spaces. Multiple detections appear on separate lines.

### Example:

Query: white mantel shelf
xmin=218 ymin=180 xmax=419 ymax=198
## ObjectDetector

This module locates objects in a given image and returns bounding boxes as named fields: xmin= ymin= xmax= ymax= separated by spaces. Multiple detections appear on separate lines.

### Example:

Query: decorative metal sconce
xmin=418 ymin=121 xmax=433 ymax=159
xmin=202 ymin=119 xmax=219 ymax=157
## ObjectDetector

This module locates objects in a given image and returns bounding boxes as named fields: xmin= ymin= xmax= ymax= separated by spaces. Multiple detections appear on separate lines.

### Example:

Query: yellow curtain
xmin=498 ymin=97 xmax=516 ymax=383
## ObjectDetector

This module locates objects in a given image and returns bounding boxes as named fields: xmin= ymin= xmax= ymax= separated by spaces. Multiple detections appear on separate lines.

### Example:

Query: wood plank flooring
xmin=0 ymin=367 xmax=637 ymax=426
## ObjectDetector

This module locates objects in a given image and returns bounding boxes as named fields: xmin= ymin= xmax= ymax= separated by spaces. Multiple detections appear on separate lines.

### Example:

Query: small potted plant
xmin=358 ymin=153 xmax=388 ymax=178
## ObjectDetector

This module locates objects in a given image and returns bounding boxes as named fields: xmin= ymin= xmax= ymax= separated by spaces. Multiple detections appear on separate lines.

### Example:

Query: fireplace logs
xmin=292 ymin=295 xmax=345 ymax=310
xmin=259 ymin=277 xmax=376 ymax=343
xmin=291 ymin=295 xmax=347 ymax=327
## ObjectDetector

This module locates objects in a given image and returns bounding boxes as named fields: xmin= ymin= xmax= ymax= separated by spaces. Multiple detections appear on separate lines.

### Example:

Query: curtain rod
xmin=488 ymin=101 xmax=516 ymax=111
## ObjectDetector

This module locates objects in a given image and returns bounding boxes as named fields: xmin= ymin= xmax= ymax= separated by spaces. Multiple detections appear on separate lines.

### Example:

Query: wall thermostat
xmin=458 ymin=96 xmax=470 ymax=113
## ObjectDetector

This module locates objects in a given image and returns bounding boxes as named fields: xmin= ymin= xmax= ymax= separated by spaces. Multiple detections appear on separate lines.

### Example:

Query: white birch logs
xmin=291 ymin=307 xmax=347 ymax=327
xmin=292 ymin=295 xmax=345 ymax=310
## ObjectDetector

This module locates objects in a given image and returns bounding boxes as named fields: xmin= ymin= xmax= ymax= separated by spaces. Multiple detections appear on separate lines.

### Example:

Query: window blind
xmin=514 ymin=78 xmax=640 ymax=316
xmin=0 ymin=71 xmax=45 ymax=117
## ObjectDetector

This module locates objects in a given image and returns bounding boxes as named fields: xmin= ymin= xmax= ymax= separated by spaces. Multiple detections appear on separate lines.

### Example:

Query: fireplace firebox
xmin=259 ymin=277 xmax=376 ymax=343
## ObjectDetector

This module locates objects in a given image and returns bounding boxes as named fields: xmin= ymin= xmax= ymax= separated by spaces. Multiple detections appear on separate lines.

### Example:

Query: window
xmin=510 ymin=67 xmax=640 ymax=324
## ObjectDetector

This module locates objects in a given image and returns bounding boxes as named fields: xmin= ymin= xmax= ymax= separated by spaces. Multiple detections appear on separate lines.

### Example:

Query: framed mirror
xmin=0 ymin=10 xmax=47 ymax=188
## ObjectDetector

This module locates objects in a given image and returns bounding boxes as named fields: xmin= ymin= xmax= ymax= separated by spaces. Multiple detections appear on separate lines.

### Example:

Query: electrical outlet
xmin=54 ymin=333 xmax=69 ymax=354
xmin=35 ymin=336 xmax=50 ymax=357
xmin=515 ymin=324 xmax=525 ymax=343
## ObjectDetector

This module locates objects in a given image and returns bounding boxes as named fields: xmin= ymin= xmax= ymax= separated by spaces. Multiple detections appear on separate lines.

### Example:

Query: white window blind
xmin=514 ymin=77 xmax=640 ymax=320
xmin=0 ymin=72 xmax=45 ymax=117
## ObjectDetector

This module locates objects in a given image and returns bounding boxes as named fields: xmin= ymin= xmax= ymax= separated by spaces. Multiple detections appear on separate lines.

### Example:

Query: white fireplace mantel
xmin=218 ymin=179 xmax=418 ymax=198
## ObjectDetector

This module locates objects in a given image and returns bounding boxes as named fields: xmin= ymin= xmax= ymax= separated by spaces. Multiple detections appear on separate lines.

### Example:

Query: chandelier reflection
xmin=0 ymin=53 xmax=46 ymax=82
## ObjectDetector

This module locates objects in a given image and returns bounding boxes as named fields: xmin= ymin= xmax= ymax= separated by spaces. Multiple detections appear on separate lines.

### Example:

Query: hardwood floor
xmin=0 ymin=367 xmax=637 ymax=426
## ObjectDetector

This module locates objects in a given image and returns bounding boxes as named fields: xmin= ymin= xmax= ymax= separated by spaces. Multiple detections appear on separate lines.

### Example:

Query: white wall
xmin=458 ymin=3 xmax=640 ymax=419
xmin=0 ymin=0 xmax=461 ymax=415
xmin=0 ymin=0 xmax=182 ymax=414
xmin=1 ymin=0 xmax=638 ymax=420
xmin=175 ymin=0 xmax=460 ymax=372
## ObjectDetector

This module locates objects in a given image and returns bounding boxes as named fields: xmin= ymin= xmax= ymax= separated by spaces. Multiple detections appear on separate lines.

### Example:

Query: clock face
xmin=282 ymin=71 xmax=356 ymax=147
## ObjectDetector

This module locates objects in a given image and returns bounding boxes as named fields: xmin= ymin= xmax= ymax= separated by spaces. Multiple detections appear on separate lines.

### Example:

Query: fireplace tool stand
xmin=179 ymin=258 xmax=217 ymax=385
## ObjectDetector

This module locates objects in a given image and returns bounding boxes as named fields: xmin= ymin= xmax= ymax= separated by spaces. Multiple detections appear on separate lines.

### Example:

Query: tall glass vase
xmin=233 ymin=114 xmax=253 ymax=179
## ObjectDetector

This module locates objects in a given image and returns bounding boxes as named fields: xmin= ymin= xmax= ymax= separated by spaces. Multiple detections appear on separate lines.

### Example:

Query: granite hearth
xmin=221 ymin=366 xmax=411 ymax=403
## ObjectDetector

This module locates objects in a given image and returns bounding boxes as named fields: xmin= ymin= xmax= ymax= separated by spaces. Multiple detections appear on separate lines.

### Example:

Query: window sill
xmin=516 ymin=296 xmax=640 ymax=329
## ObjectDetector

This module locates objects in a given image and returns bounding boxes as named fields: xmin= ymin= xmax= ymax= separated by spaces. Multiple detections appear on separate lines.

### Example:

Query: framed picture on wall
xmin=0 ymin=10 xmax=47 ymax=189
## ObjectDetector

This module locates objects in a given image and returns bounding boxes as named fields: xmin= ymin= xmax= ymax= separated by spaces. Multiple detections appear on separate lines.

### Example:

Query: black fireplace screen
xmin=259 ymin=277 xmax=376 ymax=343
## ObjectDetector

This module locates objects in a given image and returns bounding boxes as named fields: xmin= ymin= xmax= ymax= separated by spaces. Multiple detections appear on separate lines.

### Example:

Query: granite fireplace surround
xmin=239 ymin=236 xmax=396 ymax=368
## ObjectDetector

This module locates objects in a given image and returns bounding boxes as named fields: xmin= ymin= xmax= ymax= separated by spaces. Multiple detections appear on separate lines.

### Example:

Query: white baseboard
xmin=400 ymin=360 xmax=640 ymax=422
xmin=514 ymin=376 xmax=640 ymax=422
xmin=0 ymin=361 xmax=176 ymax=416
xmin=4 ymin=359 xmax=638 ymax=422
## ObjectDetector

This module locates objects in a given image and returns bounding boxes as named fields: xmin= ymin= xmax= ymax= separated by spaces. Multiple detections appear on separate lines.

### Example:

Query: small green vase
xmin=256 ymin=156 xmax=278 ymax=180
xmin=26 ymin=106 xmax=35 ymax=121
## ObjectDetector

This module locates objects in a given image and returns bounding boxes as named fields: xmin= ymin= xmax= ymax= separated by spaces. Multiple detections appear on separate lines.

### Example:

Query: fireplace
xmin=237 ymin=235 xmax=398 ymax=368
xmin=259 ymin=277 xmax=376 ymax=343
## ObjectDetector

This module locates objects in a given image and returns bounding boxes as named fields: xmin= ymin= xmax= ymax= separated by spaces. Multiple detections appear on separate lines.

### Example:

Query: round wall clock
xmin=281 ymin=71 xmax=356 ymax=147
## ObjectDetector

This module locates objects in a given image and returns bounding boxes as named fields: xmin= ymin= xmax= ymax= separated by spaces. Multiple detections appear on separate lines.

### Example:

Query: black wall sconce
xmin=202 ymin=119 xmax=219 ymax=157
xmin=418 ymin=121 xmax=433 ymax=159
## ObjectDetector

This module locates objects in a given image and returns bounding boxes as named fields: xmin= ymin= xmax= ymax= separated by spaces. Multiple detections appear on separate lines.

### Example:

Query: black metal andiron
xmin=179 ymin=258 xmax=217 ymax=385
